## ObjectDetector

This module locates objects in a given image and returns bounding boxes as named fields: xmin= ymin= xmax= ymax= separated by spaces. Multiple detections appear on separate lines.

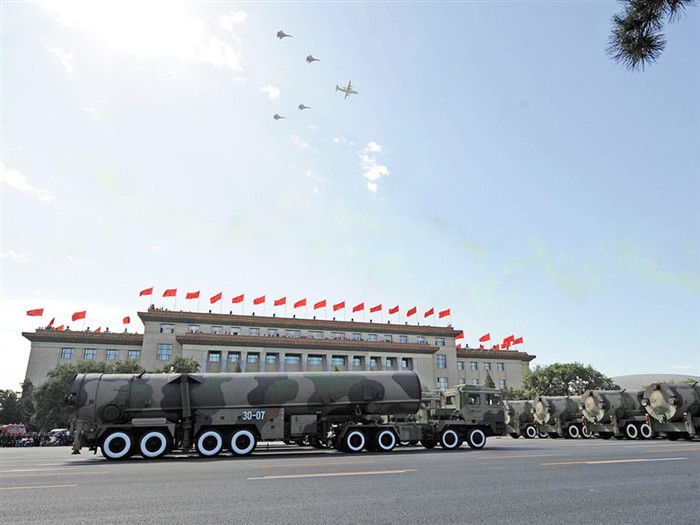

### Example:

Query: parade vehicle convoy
xmin=503 ymin=400 xmax=539 ymax=439
xmin=641 ymin=382 xmax=700 ymax=440
xmin=532 ymin=395 xmax=592 ymax=439
xmin=67 ymin=371 xmax=506 ymax=460
xmin=579 ymin=389 xmax=653 ymax=439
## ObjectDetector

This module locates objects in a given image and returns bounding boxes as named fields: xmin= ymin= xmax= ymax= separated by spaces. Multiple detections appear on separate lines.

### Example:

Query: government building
xmin=22 ymin=307 xmax=536 ymax=392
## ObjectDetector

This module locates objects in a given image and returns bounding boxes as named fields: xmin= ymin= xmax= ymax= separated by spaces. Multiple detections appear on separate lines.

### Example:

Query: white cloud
xmin=259 ymin=84 xmax=281 ymax=100
xmin=358 ymin=142 xmax=390 ymax=194
xmin=48 ymin=45 xmax=74 ymax=77
xmin=219 ymin=10 xmax=248 ymax=34
xmin=0 ymin=162 xmax=54 ymax=202
xmin=39 ymin=2 xmax=243 ymax=71
xmin=291 ymin=135 xmax=309 ymax=151
xmin=1 ymin=251 xmax=28 ymax=263
xmin=333 ymin=136 xmax=353 ymax=146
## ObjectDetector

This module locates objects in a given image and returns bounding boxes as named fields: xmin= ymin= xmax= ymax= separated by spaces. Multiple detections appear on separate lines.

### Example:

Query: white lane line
xmin=542 ymin=457 xmax=687 ymax=466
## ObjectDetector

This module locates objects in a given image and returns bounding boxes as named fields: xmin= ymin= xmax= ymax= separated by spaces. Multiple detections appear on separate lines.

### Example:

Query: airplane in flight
xmin=276 ymin=30 xmax=292 ymax=39
xmin=273 ymin=114 xmax=286 ymax=120
xmin=306 ymin=55 xmax=320 ymax=63
xmin=335 ymin=81 xmax=358 ymax=99
xmin=298 ymin=104 xmax=311 ymax=110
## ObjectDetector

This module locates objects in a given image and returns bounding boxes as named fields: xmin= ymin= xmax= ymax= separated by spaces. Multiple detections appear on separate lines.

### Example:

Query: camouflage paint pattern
xmin=532 ymin=396 xmax=582 ymax=426
xmin=580 ymin=390 xmax=645 ymax=423
xmin=503 ymin=400 xmax=535 ymax=433
xmin=641 ymin=382 xmax=700 ymax=423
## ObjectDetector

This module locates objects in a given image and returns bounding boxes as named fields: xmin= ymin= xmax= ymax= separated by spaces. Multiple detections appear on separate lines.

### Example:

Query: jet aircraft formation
xmin=272 ymin=29 xmax=357 ymax=121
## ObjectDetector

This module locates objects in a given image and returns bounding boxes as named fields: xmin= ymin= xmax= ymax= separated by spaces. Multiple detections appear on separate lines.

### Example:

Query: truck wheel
xmin=624 ymin=423 xmax=638 ymax=440
xmin=440 ymin=429 xmax=462 ymax=450
xmin=375 ymin=430 xmax=397 ymax=452
xmin=538 ymin=430 xmax=549 ymax=438
xmin=525 ymin=425 xmax=538 ymax=439
xmin=598 ymin=432 xmax=613 ymax=439
xmin=102 ymin=431 xmax=133 ymax=460
xmin=421 ymin=439 xmax=438 ymax=449
xmin=139 ymin=430 xmax=169 ymax=459
xmin=566 ymin=425 xmax=580 ymax=439
xmin=229 ymin=429 xmax=256 ymax=456
xmin=343 ymin=429 xmax=366 ymax=453
xmin=466 ymin=428 xmax=487 ymax=449
xmin=509 ymin=433 xmax=520 ymax=439
xmin=666 ymin=433 xmax=679 ymax=441
xmin=581 ymin=426 xmax=593 ymax=439
xmin=639 ymin=423 xmax=653 ymax=439
xmin=196 ymin=430 xmax=223 ymax=457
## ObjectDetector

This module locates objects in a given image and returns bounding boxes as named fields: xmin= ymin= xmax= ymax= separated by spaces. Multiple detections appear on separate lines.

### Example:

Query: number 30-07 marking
xmin=241 ymin=410 xmax=266 ymax=421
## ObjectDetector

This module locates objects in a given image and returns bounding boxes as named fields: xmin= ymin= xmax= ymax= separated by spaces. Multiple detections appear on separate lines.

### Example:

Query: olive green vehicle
xmin=640 ymin=382 xmax=700 ymax=440
xmin=531 ymin=395 xmax=591 ymax=439
xmin=67 ymin=371 xmax=506 ymax=460
xmin=503 ymin=400 xmax=539 ymax=439
xmin=579 ymin=389 xmax=653 ymax=440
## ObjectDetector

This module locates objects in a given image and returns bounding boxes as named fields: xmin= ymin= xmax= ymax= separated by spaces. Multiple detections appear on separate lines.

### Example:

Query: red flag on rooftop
xmin=314 ymin=299 xmax=326 ymax=310
xmin=253 ymin=295 xmax=265 ymax=305
xmin=72 ymin=310 xmax=86 ymax=321
xmin=26 ymin=308 xmax=44 ymax=317
xmin=479 ymin=333 xmax=491 ymax=343
xmin=186 ymin=291 xmax=200 ymax=300
xmin=163 ymin=289 xmax=177 ymax=297
xmin=388 ymin=305 xmax=399 ymax=315
xmin=370 ymin=304 xmax=382 ymax=313
xmin=123 ymin=316 xmax=130 ymax=324
xmin=139 ymin=287 xmax=153 ymax=297
xmin=56 ymin=325 xmax=65 ymax=331
xmin=455 ymin=331 xmax=464 ymax=348
xmin=294 ymin=298 xmax=307 ymax=309
xmin=352 ymin=302 xmax=364 ymax=313
xmin=94 ymin=327 xmax=102 ymax=333
xmin=493 ymin=344 xmax=500 ymax=350
xmin=210 ymin=292 xmax=222 ymax=304
xmin=406 ymin=306 xmax=417 ymax=317
xmin=438 ymin=308 xmax=450 ymax=319
xmin=232 ymin=294 xmax=244 ymax=304
xmin=333 ymin=301 xmax=346 ymax=312
xmin=47 ymin=317 xmax=55 ymax=328
xmin=424 ymin=307 xmax=434 ymax=318
xmin=513 ymin=336 xmax=524 ymax=345
xmin=274 ymin=297 xmax=286 ymax=307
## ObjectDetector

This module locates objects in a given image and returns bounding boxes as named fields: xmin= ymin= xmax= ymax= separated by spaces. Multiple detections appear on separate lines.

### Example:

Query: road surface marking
xmin=249 ymin=469 xmax=416 ymax=480
xmin=478 ymin=453 xmax=567 ymax=460
xmin=542 ymin=457 xmax=687 ymax=466
xmin=252 ymin=460 xmax=375 ymax=469
xmin=2 ymin=471 xmax=109 ymax=478
xmin=1 ymin=484 xmax=79 ymax=491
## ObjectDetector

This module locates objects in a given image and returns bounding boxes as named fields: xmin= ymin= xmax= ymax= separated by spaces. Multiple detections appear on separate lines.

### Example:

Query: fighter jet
xmin=273 ymin=114 xmax=286 ymax=120
xmin=306 ymin=55 xmax=320 ymax=63
xmin=276 ymin=30 xmax=292 ymax=39
xmin=335 ymin=80 xmax=358 ymax=99
xmin=298 ymin=104 xmax=311 ymax=110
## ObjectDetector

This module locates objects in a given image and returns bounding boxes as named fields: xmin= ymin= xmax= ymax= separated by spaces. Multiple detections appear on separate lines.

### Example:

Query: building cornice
xmin=22 ymin=329 xmax=143 ymax=346
xmin=456 ymin=348 xmax=536 ymax=362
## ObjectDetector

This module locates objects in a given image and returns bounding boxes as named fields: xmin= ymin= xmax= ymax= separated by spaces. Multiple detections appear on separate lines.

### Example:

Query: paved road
xmin=2 ymin=437 xmax=699 ymax=524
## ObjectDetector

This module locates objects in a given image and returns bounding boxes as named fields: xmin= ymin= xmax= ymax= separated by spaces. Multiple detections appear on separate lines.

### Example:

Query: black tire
xmin=466 ymin=428 xmax=487 ymax=449
xmin=343 ymin=429 xmax=366 ymax=453
xmin=196 ymin=429 xmax=223 ymax=457
xmin=102 ymin=431 xmax=133 ymax=461
xmin=524 ymin=425 xmax=538 ymax=439
xmin=440 ymin=428 xmax=462 ymax=450
xmin=509 ymin=433 xmax=520 ymax=439
xmin=375 ymin=430 xmax=397 ymax=452
xmin=639 ymin=423 xmax=653 ymax=439
xmin=566 ymin=425 xmax=581 ymax=439
xmin=229 ymin=429 xmax=256 ymax=456
xmin=138 ymin=430 xmax=170 ymax=459
xmin=624 ymin=423 xmax=639 ymax=440
xmin=421 ymin=439 xmax=438 ymax=449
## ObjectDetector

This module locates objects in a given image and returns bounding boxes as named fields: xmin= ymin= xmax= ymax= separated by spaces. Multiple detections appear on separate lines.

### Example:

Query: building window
xmin=368 ymin=334 xmax=378 ymax=342
xmin=369 ymin=358 xmax=378 ymax=369
xmin=208 ymin=352 xmax=221 ymax=363
xmin=157 ymin=344 xmax=172 ymax=361
xmin=308 ymin=331 xmax=323 ymax=339
xmin=471 ymin=378 xmax=479 ymax=385
xmin=470 ymin=362 xmax=478 ymax=371
xmin=285 ymin=330 xmax=300 ymax=338
xmin=385 ymin=357 xmax=395 ymax=368
xmin=331 ymin=332 xmax=345 ymax=340
xmin=352 ymin=333 xmax=362 ymax=341
xmin=484 ymin=362 xmax=491 ymax=371
xmin=285 ymin=354 xmax=301 ymax=365
xmin=384 ymin=335 xmax=393 ymax=343
xmin=497 ymin=362 xmax=505 ymax=371
xmin=436 ymin=354 xmax=446 ymax=369
xmin=399 ymin=335 xmax=408 ymax=343
xmin=352 ymin=357 xmax=362 ymax=367
xmin=401 ymin=358 xmax=410 ymax=369
xmin=61 ymin=348 xmax=74 ymax=359
xmin=331 ymin=356 xmax=346 ymax=366
xmin=437 ymin=377 xmax=448 ymax=390
xmin=307 ymin=355 xmax=323 ymax=366
xmin=249 ymin=328 xmax=260 ymax=336
xmin=212 ymin=326 xmax=222 ymax=334
xmin=228 ymin=352 xmax=240 ymax=363
xmin=417 ymin=336 xmax=426 ymax=344
xmin=458 ymin=378 xmax=466 ymax=385
xmin=498 ymin=379 xmax=506 ymax=389
xmin=83 ymin=348 xmax=96 ymax=360
xmin=266 ymin=328 xmax=278 ymax=337
xmin=128 ymin=350 xmax=140 ymax=360
xmin=229 ymin=327 xmax=241 ymax=335
xmin=457 ymin=361 xmax=464 ymax=370
xmin=188 ymin=325 xmax=200 ymax=334
xmin=266 ymin=354 xmax=278 ymax=365
xmin=106 ymin=349 xmax=118 ymax=361
xmin=247 ymin=353 xmax=259 ymax=364
xmin=435 ymin=337 xmax=445 ymax=347
xmin=160 ymin=324 xmax=174 ymax=334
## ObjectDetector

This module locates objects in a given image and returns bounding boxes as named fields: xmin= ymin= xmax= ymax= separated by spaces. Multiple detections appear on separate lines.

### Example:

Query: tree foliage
xmin=152 ymin=356 xmax=200 ymax=373
xmin=484 ymin=371 xmax=495 ymax=389
xmin=520 ymin=362 xmax=619 ymax=398
xmin=0 ymin=389 xmax=23 ymax=424
xmin=608 ymin=0 xmax=696 ymax=71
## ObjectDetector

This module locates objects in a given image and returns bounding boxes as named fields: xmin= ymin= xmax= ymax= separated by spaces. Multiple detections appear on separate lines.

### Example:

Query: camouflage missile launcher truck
xmin=640 ymin=382 xmax=700 ymax=440
xmin=503 ymin=400 xmax=539 ymax=439
xmin=579 ymin=389 xmax=653 ymax=440
xmin=532 ymin=395 xmax=591 ymax=439
xmin=67 ymin=371 xmax=505 ymax=460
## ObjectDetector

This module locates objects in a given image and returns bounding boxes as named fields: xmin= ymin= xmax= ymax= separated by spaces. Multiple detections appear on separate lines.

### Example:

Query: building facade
xmin=23 ymin=308 xmax=535 ymax=392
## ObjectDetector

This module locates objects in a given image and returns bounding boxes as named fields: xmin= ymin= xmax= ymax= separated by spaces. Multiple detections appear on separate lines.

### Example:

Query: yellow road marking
xmin=252 ymin=460 xmax=375 ymax=469
xmin=249 ymin=469 xmax=416 ymax=480
xmin=542 ymin=457 xmax=687 ymax=466
xmin=1 ymin=484 xmax=79 ymax=491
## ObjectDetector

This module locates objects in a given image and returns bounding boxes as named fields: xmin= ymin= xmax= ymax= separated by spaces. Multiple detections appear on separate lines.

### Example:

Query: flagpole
xmin=197 ymin=297 xmax=200 ymax=312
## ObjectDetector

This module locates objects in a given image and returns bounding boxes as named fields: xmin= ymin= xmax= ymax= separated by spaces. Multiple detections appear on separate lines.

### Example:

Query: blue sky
xmin=1 ymin=1 xmax=698 ymax=390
